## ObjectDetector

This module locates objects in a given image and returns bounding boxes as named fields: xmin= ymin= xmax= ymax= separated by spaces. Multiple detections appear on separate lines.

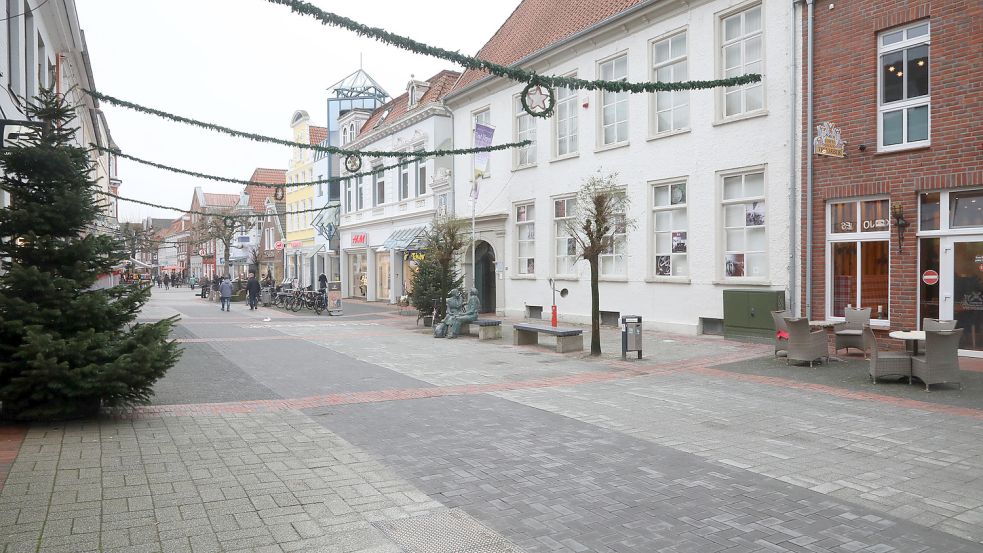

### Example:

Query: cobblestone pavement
xmin=1 ymin=287 xmax=982 ymax=552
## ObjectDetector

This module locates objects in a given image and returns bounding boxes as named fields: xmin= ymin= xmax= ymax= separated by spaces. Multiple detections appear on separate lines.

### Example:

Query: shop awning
xmin=382 ymin=226 xmax=427 ymax=251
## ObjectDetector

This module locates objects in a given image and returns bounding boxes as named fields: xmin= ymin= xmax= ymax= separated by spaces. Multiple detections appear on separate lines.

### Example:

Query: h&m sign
xmin=351 ymin=233 xmax=367 ymax=246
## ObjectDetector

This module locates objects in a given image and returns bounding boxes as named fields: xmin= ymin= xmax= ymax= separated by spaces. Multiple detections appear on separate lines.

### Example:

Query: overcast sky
xmin=75 ymin=0 xmax=521 ymax=222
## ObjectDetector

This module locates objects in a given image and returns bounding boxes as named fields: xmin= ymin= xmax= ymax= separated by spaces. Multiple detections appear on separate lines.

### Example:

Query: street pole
xmin=471 ymin=196 xmax=476 ymax=290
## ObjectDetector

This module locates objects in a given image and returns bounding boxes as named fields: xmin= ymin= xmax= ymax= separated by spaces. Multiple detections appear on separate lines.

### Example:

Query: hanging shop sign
xmin=351 ymin=233 xmax=367 ymax=246
xmin=814 ymin=121 xmax=846 ymax=158
xmin=289 ymin=241 xmax=304 ymax=248
xmin=921 ymin=270 xmax=939 ymax=286
xmin=274 ymin=241 xmax=284 ymax=251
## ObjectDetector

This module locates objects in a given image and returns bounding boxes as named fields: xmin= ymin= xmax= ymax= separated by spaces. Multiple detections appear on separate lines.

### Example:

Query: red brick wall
xmin=801 ymin=0 xmax=983 ymax=331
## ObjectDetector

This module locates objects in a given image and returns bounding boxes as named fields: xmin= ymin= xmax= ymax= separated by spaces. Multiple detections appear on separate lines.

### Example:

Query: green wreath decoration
xmin=520 ymin=81 xmax=556 ymax=118
xmin=344 ymin=154 xmax=363 ymax=173
xmin=223 ymin=216 xmax=236 ymax=230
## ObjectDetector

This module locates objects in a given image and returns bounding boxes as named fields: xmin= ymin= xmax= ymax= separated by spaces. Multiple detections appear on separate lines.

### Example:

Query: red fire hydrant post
xmin=551 ymin=304 xmax=558 ymax=327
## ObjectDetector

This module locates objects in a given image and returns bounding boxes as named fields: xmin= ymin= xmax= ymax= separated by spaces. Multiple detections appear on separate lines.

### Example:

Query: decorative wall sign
xmin=814 ymin=121 xmax=846 ymax=158
xmin=273 ymin=187 xmax=285 ymax=201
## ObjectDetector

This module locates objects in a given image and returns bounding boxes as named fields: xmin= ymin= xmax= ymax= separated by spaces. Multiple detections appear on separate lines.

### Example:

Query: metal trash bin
xmin=621 ymin=315 xmax=642 ymax=359
xmin=261 ymin=287 xmax=272 ymax=307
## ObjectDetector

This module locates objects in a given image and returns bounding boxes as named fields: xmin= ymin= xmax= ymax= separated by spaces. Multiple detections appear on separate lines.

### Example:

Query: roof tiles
xmin=452 ymin=0 xmax=647 ymax=93
xmin=358 ymin=70 xmax=461 ymax=139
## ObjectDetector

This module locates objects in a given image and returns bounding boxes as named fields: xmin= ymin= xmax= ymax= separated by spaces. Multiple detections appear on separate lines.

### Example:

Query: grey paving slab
xmin=494 ymin=367 xmax=983 ymax=543
xmin=315 ymin=393 xmax=981 ymax=553
xmin=0 ymin=410 xmax=518 ymax=553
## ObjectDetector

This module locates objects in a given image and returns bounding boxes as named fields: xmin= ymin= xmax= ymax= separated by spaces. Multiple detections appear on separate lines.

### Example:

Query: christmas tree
xmin=409 ymin=217 xmax=466 ymax=322
xmin=0 ymin=89 xmax=181 ymax=420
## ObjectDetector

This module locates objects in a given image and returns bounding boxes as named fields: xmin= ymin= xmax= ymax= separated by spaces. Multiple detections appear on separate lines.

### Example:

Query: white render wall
xmin=447 ymin=0 xmax=799 ymax=334
xmin=338 ymin=105 xmax=453 ymax=302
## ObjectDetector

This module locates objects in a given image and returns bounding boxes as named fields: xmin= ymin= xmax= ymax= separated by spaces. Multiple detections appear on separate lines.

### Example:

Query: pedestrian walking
xmin=155 ymin=275 xmax=162 ymax=288
xmin=246 ymin=273 xmax=261 ymax=310
xmin=318 ymin=272 xmax=328 ymax=291
xmin=163 ymin=273 xmax=170 ymax=290
xmin=219 ymin=277 xmax=233 ymax=312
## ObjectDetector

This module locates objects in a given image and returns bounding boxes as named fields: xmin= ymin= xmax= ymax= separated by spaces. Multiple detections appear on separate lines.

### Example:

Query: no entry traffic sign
xmin=922 ymin=270 xmax=939 ymax=286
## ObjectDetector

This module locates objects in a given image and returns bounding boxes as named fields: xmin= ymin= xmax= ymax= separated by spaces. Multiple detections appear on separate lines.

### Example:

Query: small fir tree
xmin=0 ymin=89 xmax=181 ymax=420
xmin=409 ymin=217 xmax=467 ymax=321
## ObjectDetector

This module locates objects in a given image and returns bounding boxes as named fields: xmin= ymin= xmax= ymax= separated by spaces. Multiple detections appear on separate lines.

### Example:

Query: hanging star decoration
xmin=344 ymin=154 xmax=363 ymax=173
xmin=521 ymin=81 xmax=556 ymax=118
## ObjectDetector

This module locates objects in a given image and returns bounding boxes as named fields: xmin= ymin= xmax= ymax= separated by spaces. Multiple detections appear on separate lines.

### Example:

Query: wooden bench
xmin=460 ymin=319 xmax=503 ymax=340
xmin=513 ymin=323 xmax=584 ymax=353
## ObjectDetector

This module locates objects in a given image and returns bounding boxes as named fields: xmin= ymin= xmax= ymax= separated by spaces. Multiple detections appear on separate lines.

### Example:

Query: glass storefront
xmin=828 ymin=199 xmax=890 ymax=320
xmin=376 ymin=252 xmax=391 ymax=301
xmin=349 ymin=253 xmax=367 ymax=298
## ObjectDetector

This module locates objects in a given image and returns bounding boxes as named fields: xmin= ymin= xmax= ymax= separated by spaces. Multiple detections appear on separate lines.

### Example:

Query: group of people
xmin=216 ymin=273 xmax=264 ymax=312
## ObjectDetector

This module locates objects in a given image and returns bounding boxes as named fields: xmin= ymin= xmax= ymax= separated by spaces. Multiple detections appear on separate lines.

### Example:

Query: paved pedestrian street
xmin=2 ymin=288 xmax=983 ymax=553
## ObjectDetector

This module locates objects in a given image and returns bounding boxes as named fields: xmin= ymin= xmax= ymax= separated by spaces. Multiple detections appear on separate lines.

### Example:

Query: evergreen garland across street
xmin=86 ymin=90 xmax=531 ymax=158
xmin=94 ymin=145 xmax=433 ymax=189
xmin=96 ymin=190 xmax=334 ymax=219
xmin=264 ymin=0 xmax=762 ymax=94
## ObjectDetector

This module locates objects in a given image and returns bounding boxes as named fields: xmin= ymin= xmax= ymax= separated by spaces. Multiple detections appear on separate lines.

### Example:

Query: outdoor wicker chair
xmin=785 ymin=317 xmax=829 ymax=367
xmin=923 ymin=318 xmax=956 ymax=331
xmin=771 ymin=310 xmax=791 ymax=358
xmin=911 ymin=328 xmax=963 ymax=391
xmin=863 ymin=325 xmax=911 ymax=384
xmin=834 ymin=307 xmax=871 ymax=356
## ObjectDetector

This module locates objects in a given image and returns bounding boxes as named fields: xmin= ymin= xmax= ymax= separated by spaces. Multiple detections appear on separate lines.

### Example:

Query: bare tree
xmin=566 ymin=172 xmax=635 ymax=355
xmin=191 ymin=208 xmax=254 ymax=278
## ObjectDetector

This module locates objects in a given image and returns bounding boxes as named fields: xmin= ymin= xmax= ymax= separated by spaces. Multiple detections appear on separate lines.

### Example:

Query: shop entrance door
xmin=940 ymin=236 xmax=983 ymax=356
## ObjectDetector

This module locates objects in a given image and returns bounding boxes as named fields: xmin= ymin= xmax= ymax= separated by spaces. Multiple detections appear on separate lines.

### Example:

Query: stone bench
xmin=460 ymin=319 xmax=503 ymax=340
xmin=513 ymin=323 xmax=584 ymax=353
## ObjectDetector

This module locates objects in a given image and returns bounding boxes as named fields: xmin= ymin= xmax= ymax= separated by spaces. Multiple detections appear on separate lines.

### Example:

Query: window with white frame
xmin=600 ymin=194 xmax=627 ymax=276
xmin=344 ymin=179 xmax=353 ymax=213
xmin=515 ymin=203 xmax=535 ymax=275
xmin=399 ymin=165 xmax=410 ymax=200
xmin=652 ymin=32 xmax=689 ymax=134
xmin=878 ymin=21 xmax=929 ymax=151
xmin=472 ymin=108 xmax=491 ymax=178
xmin=553 ymin=197 xmax=578 ymax=276
xmin=416 ymin=158 xmax=427 ymax=196
xmin=720 ymin=4 xmax=763 ymax=118
xmin=722 ymin=171 xmax=767 ymax=278
xmin=514 ymin=95 xmax=536 ymax=167
xmin=356 ymin=175 xmax=364 ymax=210
xmin=373 ymin=170 xmax=385 ymax=206
xmin=554 ymin=82 xmax=578 ymax=157
xmin=828 ymin=199 xmax=891 ymax=320
xmin=652 ymin=182 xmax=688 ymax=277
xmin=598 ymin=55 xmax=629 ymax=146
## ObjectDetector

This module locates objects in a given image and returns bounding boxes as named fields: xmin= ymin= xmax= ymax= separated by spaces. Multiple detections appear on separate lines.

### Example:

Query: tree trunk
xmin=589 ymin=255 xmax=601 ymax=355
xmin=223 ymin=242 xmax=231 ymax=278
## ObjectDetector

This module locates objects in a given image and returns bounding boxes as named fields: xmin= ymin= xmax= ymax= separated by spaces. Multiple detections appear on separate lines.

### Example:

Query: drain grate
xmin=374 ymin=509 xmax=524 ymax=553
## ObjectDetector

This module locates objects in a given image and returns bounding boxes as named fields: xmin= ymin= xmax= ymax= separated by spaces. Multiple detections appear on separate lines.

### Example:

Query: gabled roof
xmin=358 ymin=70 xmax=461 ymax=139
xmin=243 ymin=168 xmax=287 ymax=213
xmin=309 ymin=126 xmax=327 ymax=145
xmin=451 ymin=0 xmax=648 ymax=94
xmin=202 ymin=193 xmax=239 ymax=208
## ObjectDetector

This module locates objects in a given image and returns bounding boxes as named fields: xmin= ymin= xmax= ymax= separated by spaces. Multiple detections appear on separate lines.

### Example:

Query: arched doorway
xmin=474 ymin=241 xmax=496 ymax=313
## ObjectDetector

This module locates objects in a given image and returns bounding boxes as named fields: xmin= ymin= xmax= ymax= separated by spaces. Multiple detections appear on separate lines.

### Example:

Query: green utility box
xmin=722 ymin=290 xmax=786 ymax=339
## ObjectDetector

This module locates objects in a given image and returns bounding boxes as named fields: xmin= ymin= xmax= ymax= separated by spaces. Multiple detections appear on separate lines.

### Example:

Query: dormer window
xmin=343 ymin=127 xmax=349 ymax=144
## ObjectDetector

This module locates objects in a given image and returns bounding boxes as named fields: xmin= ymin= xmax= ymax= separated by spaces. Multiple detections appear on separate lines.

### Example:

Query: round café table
xmin=889 ymin=330 xmax=926 ymax=356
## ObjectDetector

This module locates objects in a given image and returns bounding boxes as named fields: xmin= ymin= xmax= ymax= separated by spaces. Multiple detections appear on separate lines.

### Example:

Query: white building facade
xmin=444 ymin=0 xmax=802 ymax=333
xmin=1 ymin=0 xmax=120 ymax=230
xmin=338 ymin=71 xmax=459 ymax=303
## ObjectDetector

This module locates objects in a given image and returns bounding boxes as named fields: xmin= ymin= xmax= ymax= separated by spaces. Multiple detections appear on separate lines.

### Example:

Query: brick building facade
xmin=803 ymin=1 xmax=983 ymax=353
